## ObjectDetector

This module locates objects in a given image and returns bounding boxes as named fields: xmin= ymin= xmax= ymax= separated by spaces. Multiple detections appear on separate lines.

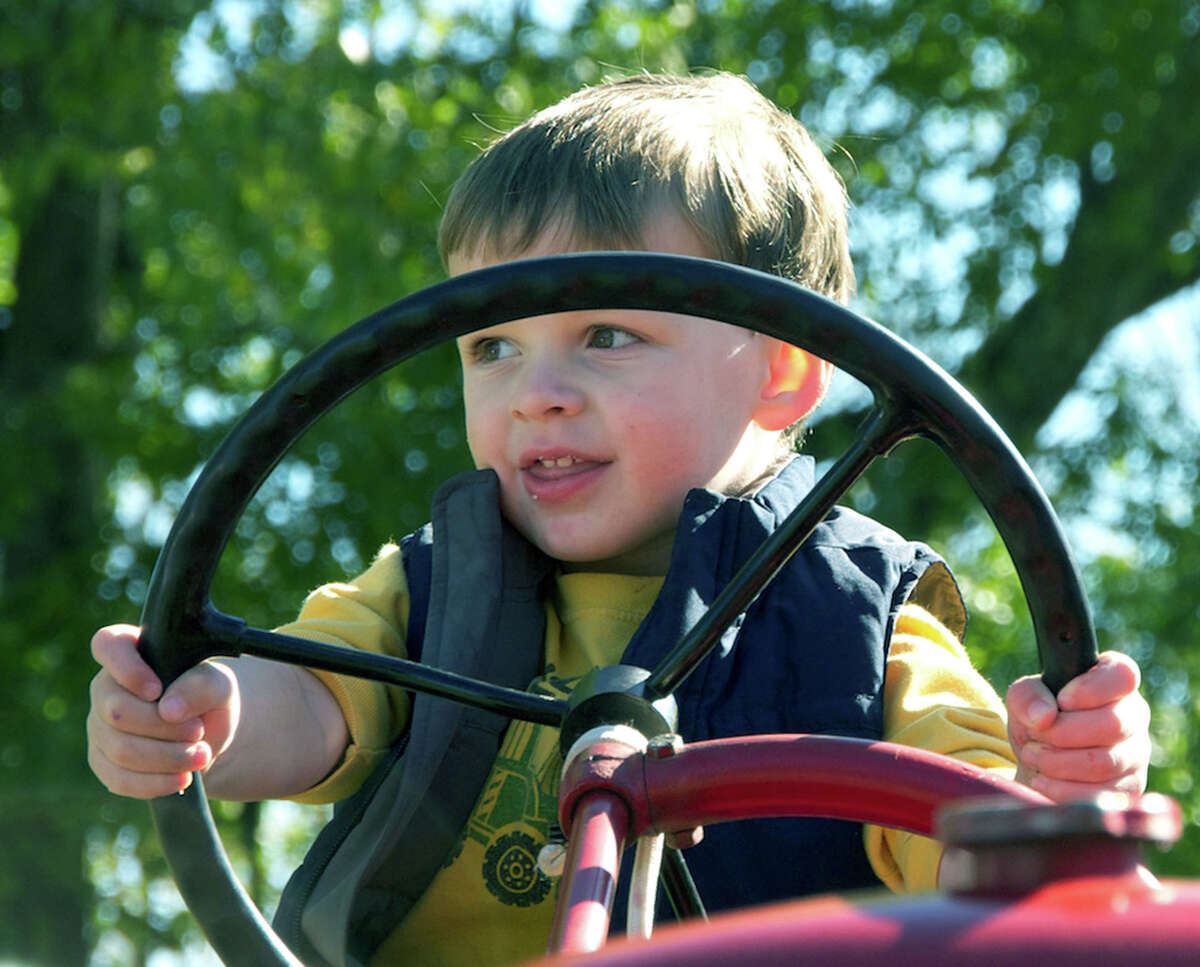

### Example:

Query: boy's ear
xmin=753 ymin=340 xmax=834 ymax=432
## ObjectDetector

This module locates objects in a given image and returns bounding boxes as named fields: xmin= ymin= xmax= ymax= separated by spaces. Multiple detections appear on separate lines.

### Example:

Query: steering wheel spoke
xmin=234 ymin=625 xmax=567 ymax=725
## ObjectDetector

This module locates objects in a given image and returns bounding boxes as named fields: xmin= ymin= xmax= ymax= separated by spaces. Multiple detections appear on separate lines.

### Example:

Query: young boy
xmin=87 ymin=73 xmax=1150 ymax=966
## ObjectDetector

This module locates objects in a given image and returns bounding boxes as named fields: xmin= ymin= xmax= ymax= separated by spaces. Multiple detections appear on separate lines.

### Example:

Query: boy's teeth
xmin=538 ymin=456 xmax=579 ymax=468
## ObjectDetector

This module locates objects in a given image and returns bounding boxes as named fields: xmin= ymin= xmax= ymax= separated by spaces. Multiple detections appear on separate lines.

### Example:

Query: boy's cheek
xmin=459 ymin=416 xmax=490 ymax=469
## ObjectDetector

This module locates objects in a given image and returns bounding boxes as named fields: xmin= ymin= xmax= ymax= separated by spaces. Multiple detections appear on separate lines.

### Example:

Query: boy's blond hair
xmin=438 ymin=71 xmax=855 ymax=304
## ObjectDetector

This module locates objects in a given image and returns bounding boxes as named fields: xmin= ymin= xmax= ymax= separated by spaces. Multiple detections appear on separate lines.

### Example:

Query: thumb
xmin=158 ymin=661 xmax=241 ymax=764
xmin=157 ymin=660 xmax=236 ymax=724
xmin=1006 ymin=674 xmax=1059 ymax=735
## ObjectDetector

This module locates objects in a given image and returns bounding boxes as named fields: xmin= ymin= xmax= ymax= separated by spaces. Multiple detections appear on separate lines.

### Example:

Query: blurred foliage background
xmin=1 ymin=0 xmax=1197 ymax=963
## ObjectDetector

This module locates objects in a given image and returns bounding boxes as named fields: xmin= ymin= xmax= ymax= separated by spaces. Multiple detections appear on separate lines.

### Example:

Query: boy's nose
xmin=510 ymin=362 xmax=585 ymax=420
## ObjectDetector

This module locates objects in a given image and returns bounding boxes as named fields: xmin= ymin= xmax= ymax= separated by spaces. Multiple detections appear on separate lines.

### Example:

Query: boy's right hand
xmin=87 ymin=624 xmax=241 ymax=799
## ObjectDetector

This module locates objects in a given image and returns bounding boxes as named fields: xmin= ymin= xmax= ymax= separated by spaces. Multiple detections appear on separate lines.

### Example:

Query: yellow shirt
xmin=281 ymin=544 xmax=1015 ymax=965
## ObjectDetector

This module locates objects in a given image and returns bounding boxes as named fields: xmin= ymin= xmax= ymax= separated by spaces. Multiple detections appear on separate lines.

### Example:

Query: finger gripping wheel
xmin=139 ymin=253 xmax=1098 ymax=965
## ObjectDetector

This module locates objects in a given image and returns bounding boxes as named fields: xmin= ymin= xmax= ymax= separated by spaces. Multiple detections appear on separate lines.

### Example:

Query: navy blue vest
xmin=276 ymin=460 xmax=962 ymax=963
xmin=609 ymin=456 xmax=959 ymax=918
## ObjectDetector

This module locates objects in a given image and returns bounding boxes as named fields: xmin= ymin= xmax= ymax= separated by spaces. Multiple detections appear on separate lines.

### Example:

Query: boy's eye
xmin=469 ymin=336 xmax=516 ymax=363
xmin=587 ymin=326 xmax=639 ymax=350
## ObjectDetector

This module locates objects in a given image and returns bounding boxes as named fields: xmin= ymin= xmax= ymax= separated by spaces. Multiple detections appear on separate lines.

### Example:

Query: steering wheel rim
xmin=140 ymin=252 xmax=1098 ymax=965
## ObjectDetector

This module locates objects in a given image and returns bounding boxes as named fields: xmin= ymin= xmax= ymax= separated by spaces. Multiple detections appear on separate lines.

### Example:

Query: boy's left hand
xmin=1006 ymin=650 xmax=1150 ymax=802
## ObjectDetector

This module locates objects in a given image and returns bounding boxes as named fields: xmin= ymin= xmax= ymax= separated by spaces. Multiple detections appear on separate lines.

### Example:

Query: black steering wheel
xmin=140 ymin=253 xmax=1098 ymax=966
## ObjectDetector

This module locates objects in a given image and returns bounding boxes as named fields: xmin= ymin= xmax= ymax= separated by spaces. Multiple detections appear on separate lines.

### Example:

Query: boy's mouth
xmin=519 ymin=451 xmax=609 ymax=501
xmin=523 ymin=454 xmax=602 ymax=479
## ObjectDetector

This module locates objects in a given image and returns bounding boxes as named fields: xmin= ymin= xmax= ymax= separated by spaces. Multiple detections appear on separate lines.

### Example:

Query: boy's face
xmin=449 ymin=215 xmax=782 ymax=575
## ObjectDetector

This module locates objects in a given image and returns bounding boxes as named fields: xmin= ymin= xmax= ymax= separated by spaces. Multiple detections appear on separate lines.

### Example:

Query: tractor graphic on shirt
xmin=460 ymin=669 xmax=575 ymax=907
